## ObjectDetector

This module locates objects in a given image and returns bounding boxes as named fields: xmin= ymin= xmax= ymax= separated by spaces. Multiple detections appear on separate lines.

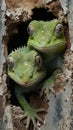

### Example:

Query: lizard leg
xmin=15 ymin=85 xmax=46 ymax=129
xmin=41 ymin=55 xmax=64 ymax=97
xmin=41 ymin=69 xmax=62 ymax=97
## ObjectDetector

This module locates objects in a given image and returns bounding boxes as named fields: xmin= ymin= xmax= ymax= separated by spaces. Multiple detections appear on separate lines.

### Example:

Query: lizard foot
xmin=40 ymin=75 xmax=56 ymax=98
xmin=41 ymin=82 xmax=55 ymax=98
xmin=15 ymin=86 xmax=47 ymax=129
xmin=41 ymin=69 xmax=62 ymax=98
xmin=22 ymin=107 xmax=46 ymax=129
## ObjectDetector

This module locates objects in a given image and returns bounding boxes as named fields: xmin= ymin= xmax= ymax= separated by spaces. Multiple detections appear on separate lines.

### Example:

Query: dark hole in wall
xmin=8 ymin=21 xmax=29 ymax=54
xmin=7 ymin=8 xmax=56 ymax=105
xmin=32 ymin=8 xmax=56 ymax=20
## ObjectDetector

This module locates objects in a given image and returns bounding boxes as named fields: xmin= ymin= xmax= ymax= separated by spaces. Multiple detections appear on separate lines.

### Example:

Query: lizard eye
xmin=55 ymin=23 xmax=64 ymax=36
xmin=27 ymin=26 xmax=34 ymax=36
xmin=7 ymin=56 xmax=14 ymax=69
xmin=35 ymin=55 xmax=42 ymax=69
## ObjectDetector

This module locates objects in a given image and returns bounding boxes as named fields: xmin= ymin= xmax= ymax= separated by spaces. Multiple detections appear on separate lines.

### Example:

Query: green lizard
xmin=7 ymin=19 xmax=66 ymax=129
xmin=7 ymin=47 xmax=46 ymax=129
xmin=27 ymin=19 xmax=66 ymax=94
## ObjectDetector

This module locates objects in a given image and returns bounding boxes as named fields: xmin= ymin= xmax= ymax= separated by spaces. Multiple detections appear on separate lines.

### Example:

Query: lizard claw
xmin=21 ymin=107 xmax=46 ymax=129
xmin=41 ymin=84 xmax=55 ymax=97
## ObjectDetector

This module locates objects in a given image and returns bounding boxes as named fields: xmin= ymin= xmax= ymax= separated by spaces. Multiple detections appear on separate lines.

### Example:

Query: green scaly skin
xmin=7 ymin=47 xmax=46 ymax=129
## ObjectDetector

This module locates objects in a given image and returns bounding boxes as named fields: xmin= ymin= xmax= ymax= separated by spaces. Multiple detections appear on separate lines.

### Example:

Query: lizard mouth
xmin=8 ymin=71 xmax=46 ymax=89
xmin=29 ymin=42 xmax=66 ymax=53
xmin=18 ymin=73 xmax=45 ymax=87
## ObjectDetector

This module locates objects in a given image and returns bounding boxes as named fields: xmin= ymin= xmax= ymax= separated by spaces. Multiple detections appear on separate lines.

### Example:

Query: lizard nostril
xmin=48 ymin=39 xmax=50 ymax=44
xmin=19 ymin=74 xmax=23 ymax=78
xmin=48 ymin=39 xmax=50 ymax=43
xmin=29 ymin=70 xmax=33 ymax=79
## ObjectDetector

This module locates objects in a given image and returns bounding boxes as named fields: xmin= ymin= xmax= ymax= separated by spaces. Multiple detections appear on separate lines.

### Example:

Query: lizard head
xmin=27 ymin=19 xmax=66 ymax=54
xmin=7 ymin=47 xmax=46 ymax=88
